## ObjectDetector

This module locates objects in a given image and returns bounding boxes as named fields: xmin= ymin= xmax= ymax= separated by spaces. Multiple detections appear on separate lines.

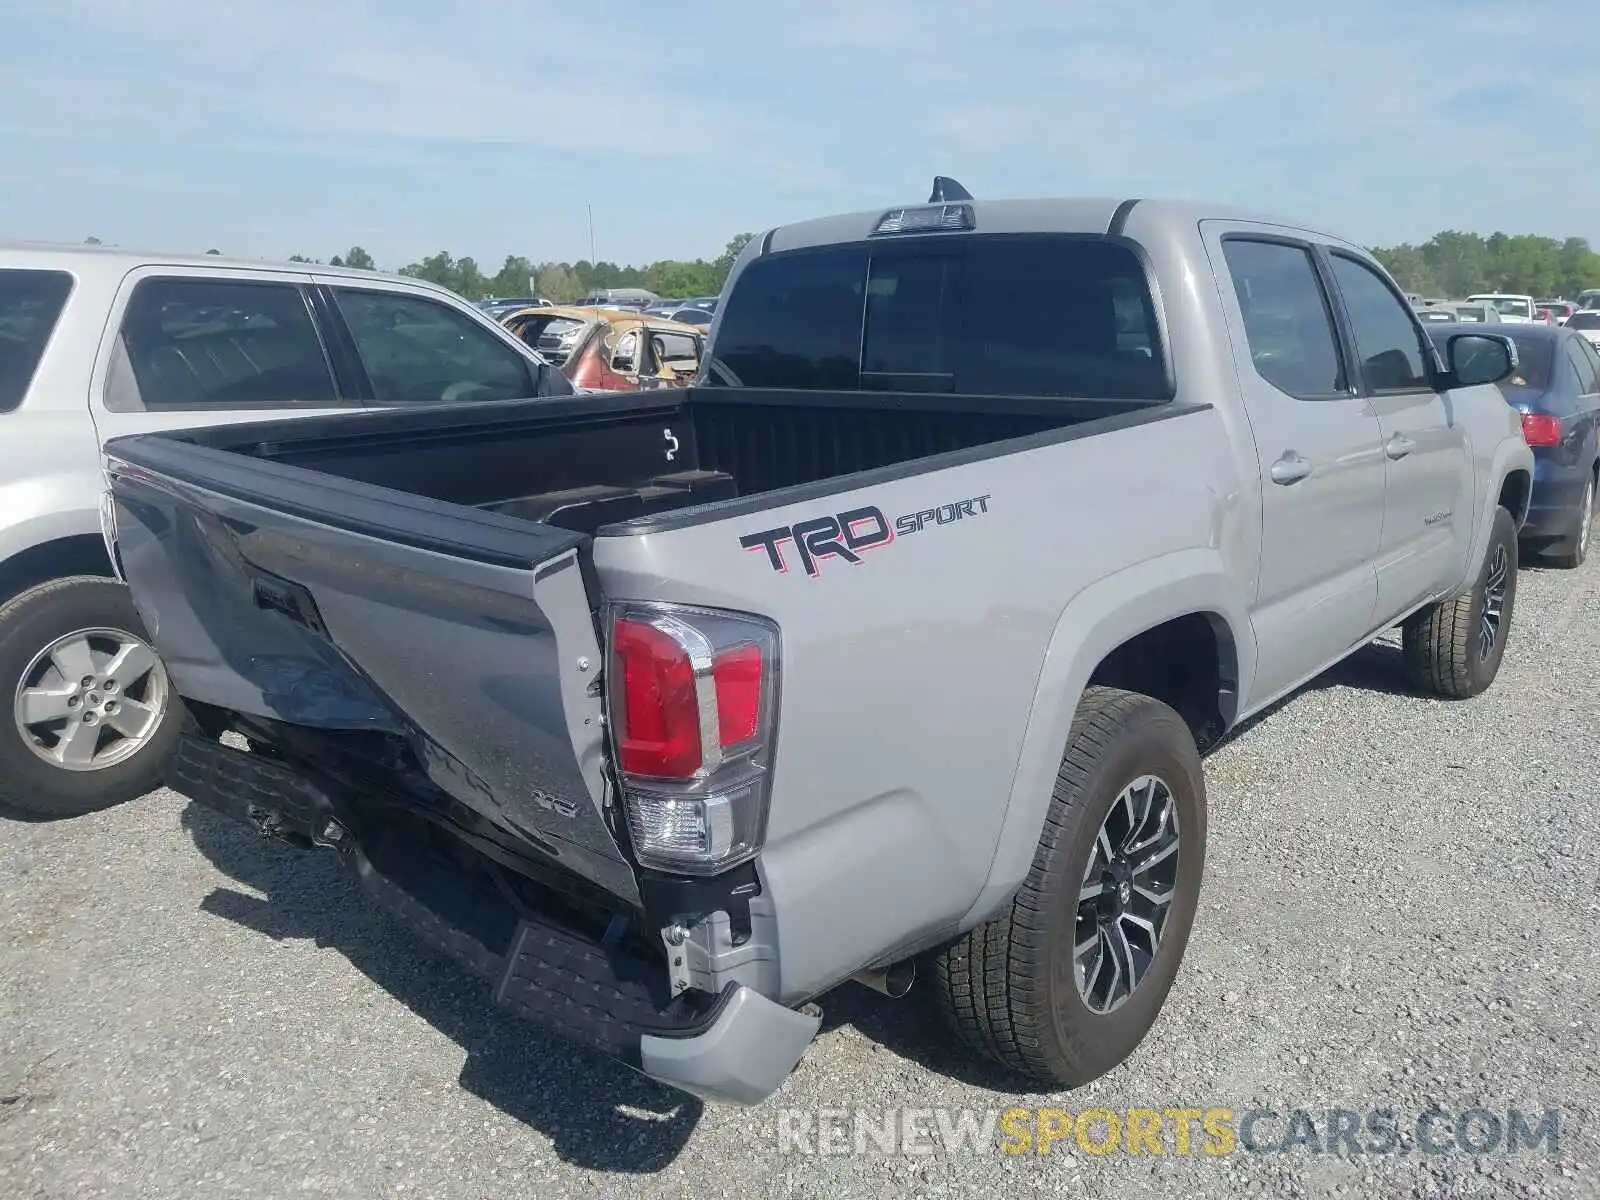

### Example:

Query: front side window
xmin=0 ymin=268 xmax=73 ymax=411
xmin=1220 ymin=238 xmax=1347 ymax=399
xmin=116 ymin=277 xmax=337 ymax=410
xmin=333 ymin=289 xmax=533 ymax=404
xmin=1328 ymin=254 xmax=1432 ymax=392
xmin=710 ymin=235 xmax=1170 ymax=400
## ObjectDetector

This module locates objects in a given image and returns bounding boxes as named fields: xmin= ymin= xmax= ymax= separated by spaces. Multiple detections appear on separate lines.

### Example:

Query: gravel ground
xmin=3 ymin=561 xmax=1598 ymax=1200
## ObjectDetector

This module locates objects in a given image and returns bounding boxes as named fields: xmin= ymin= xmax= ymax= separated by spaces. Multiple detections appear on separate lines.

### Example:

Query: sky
xmin=0 ymin=0 xmax=1595 ymax=271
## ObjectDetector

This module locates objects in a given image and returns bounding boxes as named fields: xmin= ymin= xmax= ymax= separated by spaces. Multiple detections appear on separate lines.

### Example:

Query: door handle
xmin=1269 ymin=450 xmax=1312 ymax=485
xmin=1385 ymin=433 xmax=1416 ymax=460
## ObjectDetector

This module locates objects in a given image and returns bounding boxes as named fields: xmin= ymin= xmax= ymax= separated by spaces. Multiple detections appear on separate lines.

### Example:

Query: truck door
xmin=1205 ymin=229 xmax=1385 ymax=703
xmin=1323 ymin=251 xmax=1471 ymax=620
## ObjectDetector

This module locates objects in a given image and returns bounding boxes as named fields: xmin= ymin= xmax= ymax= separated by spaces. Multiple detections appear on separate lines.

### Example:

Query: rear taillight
xmin=1521 ymin=412 xmax=1563 ymax=446
xmin=607 ymin=602 xmax=780 ymax=874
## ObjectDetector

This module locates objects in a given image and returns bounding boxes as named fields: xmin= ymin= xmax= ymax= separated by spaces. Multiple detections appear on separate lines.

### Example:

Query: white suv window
xmin=332 ymin=288 xmax=533 ymax=404
xmin=112 ymin=277 xmax=338 ymax=411
xmin=0 ymin=268 xmax=73 ymax=412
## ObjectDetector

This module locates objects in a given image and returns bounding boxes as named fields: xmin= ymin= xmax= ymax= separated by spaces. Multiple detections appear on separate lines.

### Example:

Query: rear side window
xmin=0 ymin=268 xmax=73 ymax=412
xmin=1220 ymin=238 xmax=1347 ymax=399
xmin=333 ymin=288 xmax=533 ymax=404
xmin=1568 ymin=312 xmax=1600 ymax=330
xmin=651 ymin=330 xmax=701 ymax=372
xmin=114 ymin=277 xmax=338 ymax=410
xmin=1565 ymin=338 xmax=1598 ymax=395
xmin=710 ymin=235 xmax=1170 ymax=400
xmin=1327 ymin=254 xmax=1431 ymax=392
xmin=1579 ymin=336 xmax=1600 ymax=381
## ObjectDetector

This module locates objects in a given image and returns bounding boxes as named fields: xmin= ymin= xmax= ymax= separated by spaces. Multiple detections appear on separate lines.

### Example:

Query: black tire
xmin=1545 ymin=471 xmax=1595 ymax=570
xmin=0 ymin=576 xmax=185 ymax=819
xmin=932 ymin=686 xmax=1206 ymax=1087
xmin=1403 ymin=505 xmax=1518 ymax=699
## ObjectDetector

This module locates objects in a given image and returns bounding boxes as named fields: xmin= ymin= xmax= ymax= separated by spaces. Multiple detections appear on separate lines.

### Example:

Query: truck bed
xmin=103 ymin=384 xmax=1193 ymax=917
xmin=128 ymin=386 xmax=1169 ymax=547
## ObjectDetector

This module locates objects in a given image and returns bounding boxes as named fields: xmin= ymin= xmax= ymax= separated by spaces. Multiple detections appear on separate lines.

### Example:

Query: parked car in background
xmin=1577 ymin=289 xmax=1600 ymax=313
xmin=1416 ymin=306 xmax=1460 ymax=324
xmin=574 ymin=287 xmax=660 ymax=310
xmin=479 ymin=295 xmax=554 ymax=320
xmin=1450 ymin=302 xmax=1503 ymax=324
xmin=1466 ymin=293 xmax=1538 ymax=323
xmin=641 ymin=298 xmax=719 ymax=326
xmin=1567 ymin=310 xmax=1600 ymax=349
xmin=1536 ymin=300 xmax=1577 ymax=325
xmin=101 ymin=184 xmax=1531 ymax=1107
xmin=1428 ymin=321 xmax=1600 ymax=566
xmin=500 ymin=304 xmax=705 ymax=392
xmin=0 ymin=244 xmax=574 ymax=818
xmin=658 ymin=305 xmax=713 ymax=327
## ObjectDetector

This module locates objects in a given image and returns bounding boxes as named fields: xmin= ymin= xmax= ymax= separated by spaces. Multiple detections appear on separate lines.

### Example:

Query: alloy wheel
xmin=1479 ymin=544 xmax=1509 ymax=662
xmin=13 ymin=627 xmax=170 ymax=771
xmin=1074 ymin=774 xmax=1182 ymax=1014
xmin=1580 ymin=480 xmax=1594 ymax=559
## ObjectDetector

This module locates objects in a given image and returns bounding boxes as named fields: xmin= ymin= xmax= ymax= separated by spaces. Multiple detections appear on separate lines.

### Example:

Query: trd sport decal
xmin=739 ymin=493 xmax=991 ymax=577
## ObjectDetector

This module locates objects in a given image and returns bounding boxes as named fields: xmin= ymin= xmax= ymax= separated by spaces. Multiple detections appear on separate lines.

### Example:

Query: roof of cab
xmin=759 ymin=193 xmax=1352 ymax=257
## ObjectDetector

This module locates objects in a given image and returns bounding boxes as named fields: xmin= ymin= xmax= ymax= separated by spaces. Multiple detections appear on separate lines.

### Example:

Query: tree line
xmin=1369 ymin=231 xmax=1600 ymax=300
xmin=88 ymin=226 xmax=1600 ymax=304
xmin=278 ymin=234 xmax=757 ymax=302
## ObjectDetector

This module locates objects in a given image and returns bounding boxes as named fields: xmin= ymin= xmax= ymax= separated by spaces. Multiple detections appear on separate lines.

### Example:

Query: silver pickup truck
xmin=103 ymin=183 xmax=1533 ymax=1107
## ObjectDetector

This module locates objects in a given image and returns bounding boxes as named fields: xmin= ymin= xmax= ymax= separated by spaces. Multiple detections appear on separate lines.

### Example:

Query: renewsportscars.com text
xmin=775 ymin=1105 xmax=1562 ymax=1159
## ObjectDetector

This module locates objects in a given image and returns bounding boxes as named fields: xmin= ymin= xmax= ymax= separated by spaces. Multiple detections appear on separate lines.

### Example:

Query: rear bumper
xmin=1520 ymin=458 xmax=1590 ymax=542
xmin=168 ymin=735 xmax=819 ymax=1106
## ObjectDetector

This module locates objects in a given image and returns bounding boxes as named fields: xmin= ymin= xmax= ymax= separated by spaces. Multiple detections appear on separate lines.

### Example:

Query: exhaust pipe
xmin=853 ymin=958 xmax=916 ymax=998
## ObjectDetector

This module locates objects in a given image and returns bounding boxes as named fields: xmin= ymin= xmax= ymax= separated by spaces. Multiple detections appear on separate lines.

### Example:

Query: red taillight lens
xmin=606 ymin=604 xmax=781 ymax=874
xmin=1521 ymin=412 xmax=1562 ymax=446
xmin=712 ymin=642 xmax=763 ymax=747
xmin=613 ymin=617 xmax=702 ymax=778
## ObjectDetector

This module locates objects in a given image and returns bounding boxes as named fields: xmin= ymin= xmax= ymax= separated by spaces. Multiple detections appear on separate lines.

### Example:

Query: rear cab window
xmin=708 ymin=235 xmax=1171 ymax=400
xmin=0 ymin=268 xmax=74 ymax=412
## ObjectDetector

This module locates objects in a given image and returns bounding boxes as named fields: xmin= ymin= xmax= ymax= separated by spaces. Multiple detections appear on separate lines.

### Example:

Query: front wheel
xmin=932 ymin=686 xmax=1206 ymax=1087
xmin=0 ymin=576 xmax=185 ymax=818
xmin=1403 ymin=505 xmax=1519 ymax=699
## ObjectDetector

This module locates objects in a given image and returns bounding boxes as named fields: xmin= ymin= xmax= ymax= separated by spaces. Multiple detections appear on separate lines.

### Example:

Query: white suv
xmin=1464 ymin=292 xmax=1539 ymax=324
xmin=0 ymin=243 xmax=572 ymax=818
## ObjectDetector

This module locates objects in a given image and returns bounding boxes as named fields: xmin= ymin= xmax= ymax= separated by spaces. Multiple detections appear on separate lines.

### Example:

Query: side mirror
xmin=1446 ymin=332 xmax=1518 ymax=388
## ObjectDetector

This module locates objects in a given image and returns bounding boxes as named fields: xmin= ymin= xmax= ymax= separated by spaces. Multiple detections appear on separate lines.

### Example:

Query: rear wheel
xmin=0 ymin=577 xmax=184 ymax=818
xmin=932 ymin=686 xmax=1206 ymax=1086
xmin=1403 ymin=505 xmax=1518 ymax=699
xmin=1546 ymin=472 xmax=1594 ymax=569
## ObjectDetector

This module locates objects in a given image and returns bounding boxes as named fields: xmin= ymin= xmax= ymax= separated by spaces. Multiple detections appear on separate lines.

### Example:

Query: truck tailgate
xmin=104 ymin=434 xmax=638 ymax=905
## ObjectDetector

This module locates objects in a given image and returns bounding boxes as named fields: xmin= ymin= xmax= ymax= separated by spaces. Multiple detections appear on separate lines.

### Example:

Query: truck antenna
xmin=928 ymin=176 xmax=974 ymax=203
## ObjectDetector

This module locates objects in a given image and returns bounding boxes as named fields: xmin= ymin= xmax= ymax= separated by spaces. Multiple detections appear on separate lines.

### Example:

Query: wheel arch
xmin=959 ymin=549 xmax=1253 ymax=931
xmin=0 ymin=534 xmax=116 ymax=608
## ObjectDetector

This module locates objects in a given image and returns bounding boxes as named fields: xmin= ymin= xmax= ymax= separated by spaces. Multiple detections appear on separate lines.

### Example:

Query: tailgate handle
xmin=252 ymin=574 xmax=330 ymax=638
